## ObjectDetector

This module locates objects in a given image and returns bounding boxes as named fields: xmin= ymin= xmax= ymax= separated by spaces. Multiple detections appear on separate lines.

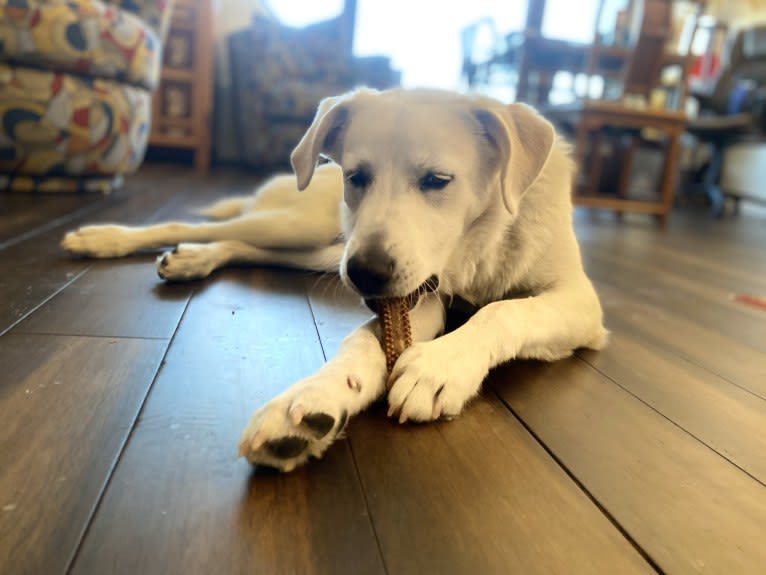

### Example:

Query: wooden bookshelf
xmin=149 ymin=0 xmax=214 ymax=171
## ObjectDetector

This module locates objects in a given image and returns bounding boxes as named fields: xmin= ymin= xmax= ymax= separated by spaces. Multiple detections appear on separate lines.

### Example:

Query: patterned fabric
xmin=0 ymin=0 xmax=167 ymax=90
xmin=229 ymin=12 xmax=400 ymax=169
xmin=0 ymin=0 xmax=171 ymax=193
xmin=0 ymin=64 xmax=151 ymax=185
xmin=228 ymin=13 xmax=357 ymax=169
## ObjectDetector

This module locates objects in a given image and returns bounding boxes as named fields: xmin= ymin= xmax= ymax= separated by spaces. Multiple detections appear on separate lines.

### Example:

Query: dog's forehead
xmin=342 ymin=96 xmax=476 ymax=165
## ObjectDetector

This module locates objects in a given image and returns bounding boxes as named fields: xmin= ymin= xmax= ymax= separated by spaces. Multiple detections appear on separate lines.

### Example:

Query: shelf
xmin=149 ymin=133 xmax=200 ymax=148
xmin=155 ymin=116 xmax=194 ymax=129
xmin=161 ymin=67 xmax=195 ymax=82
xmin=149 ymin=0 xmax=214 ymax=170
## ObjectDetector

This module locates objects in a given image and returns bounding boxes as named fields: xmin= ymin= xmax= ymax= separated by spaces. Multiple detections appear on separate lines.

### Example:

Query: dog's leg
xmin=387 ymin=281 xmax=607 ymax=422
xmin=238 ymin=293 xmax=446 ymax=472
xmin=155 ymin=240 xmax=345 ymax=281
xmin=62 ymin=208 xmax=341 ymax=258
xmin=196 ymin=196 xmax=253 ymax=220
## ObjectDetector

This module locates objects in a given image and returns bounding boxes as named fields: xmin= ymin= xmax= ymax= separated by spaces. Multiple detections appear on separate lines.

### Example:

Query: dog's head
xmin=291 ymin=89 xmax=555 ymax=308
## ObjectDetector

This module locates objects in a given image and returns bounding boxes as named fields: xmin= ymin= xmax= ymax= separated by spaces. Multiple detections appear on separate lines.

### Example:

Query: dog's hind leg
xmin=156 ymin=240 xmax=345 ymax=281
xmin=62 ymin=207 xmax=342 ymax=258
xmin=63 ymin=163 xmax=344 ymax=258
xmin=196 ymin=196 xmax=254 ymax=220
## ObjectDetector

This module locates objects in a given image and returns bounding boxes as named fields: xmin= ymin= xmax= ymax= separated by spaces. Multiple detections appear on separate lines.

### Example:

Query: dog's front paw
xmin=61 ymin=225 xmax=138 ymax=258
xmin=157 ymin=243 xmax=217 ymax=281
xmin=239 ymin=376 xmax=352 ymax=472
xmin=387 ymin=336 xmax=488 ymax=423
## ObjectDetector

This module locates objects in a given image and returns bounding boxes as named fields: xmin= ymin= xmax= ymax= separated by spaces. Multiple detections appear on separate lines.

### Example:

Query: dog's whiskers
xmin=308 ymin=273 xmax=343 ymax=304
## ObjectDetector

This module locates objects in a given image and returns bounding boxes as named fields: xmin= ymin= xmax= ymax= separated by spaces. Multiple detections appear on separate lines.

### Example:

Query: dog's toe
xmin=60 ymin=225 xmax=136 ymax=258
xmin=387 ymin=339 xmax=485 ymax=423
xmin=155 ymin=244 xmax=215 ymax=281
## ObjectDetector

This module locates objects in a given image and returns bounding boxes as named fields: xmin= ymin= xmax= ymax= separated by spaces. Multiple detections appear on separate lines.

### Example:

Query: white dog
xmin=63 ymin=89 xmax=606 ymax=472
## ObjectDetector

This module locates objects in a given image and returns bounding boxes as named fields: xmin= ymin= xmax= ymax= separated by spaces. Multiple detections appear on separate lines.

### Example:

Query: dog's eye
xmin=419 ymin=172 xmax=453 ymax=192
xmin=347 ymin=169 xmax=371 ymax=189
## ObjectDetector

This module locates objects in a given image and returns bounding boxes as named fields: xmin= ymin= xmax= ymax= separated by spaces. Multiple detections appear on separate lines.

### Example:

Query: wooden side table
xmin=149 ymin=0 xmax=215 ymax=171
xmin=548 ymin=101 xmax=687 ymax=227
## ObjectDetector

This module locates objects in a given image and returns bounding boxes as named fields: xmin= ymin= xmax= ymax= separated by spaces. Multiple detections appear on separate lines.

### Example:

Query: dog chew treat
xmin=379 ymin=297 xmax=412 ymax=376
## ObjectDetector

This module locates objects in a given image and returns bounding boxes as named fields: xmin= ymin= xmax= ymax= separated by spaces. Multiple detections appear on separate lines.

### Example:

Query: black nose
xmin=346 ymin=246 xmax=395 ymax=296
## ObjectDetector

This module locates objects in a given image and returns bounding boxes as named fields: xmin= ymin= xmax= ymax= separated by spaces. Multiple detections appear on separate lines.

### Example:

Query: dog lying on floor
xmin=62 ymin=88 xmax=606 ymax=471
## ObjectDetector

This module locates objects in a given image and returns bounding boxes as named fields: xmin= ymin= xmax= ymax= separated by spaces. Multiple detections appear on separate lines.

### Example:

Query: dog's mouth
xmin=364 ymin=275 xmax=440 ymax=313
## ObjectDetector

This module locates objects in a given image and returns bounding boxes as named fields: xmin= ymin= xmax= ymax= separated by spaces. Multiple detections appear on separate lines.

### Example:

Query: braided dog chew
xmin=378 ymin=297 xmax=412 ymax=380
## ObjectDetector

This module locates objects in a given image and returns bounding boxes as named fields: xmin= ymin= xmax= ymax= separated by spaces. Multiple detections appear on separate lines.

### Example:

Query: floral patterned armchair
xmin=0 ymin=0 xmax=173 ymax=192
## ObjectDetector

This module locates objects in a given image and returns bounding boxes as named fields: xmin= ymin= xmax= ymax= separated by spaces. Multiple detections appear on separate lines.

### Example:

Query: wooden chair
xmin=546 ymin=0 xmax=704 ymax=226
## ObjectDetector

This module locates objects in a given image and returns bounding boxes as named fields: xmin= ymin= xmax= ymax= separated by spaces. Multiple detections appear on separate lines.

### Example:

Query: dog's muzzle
xmin=364 ymin=275 xmax=439 ymax=313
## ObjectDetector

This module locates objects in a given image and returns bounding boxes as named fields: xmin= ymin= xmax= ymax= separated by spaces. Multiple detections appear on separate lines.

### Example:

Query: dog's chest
xmin=450 ymin=246 xmax=523 ymax=306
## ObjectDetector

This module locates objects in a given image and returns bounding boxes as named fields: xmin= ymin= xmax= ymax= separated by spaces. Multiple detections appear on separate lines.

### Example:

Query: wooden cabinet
xmin=149 ymin=0 xmax=214 ymax=171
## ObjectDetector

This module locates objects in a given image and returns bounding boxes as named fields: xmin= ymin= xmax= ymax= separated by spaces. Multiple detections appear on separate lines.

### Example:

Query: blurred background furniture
xmin=461 ymin=0 xmax=591 ymax=104
xmin=685 ymin=24 xmax=766 ymax=216
xmin=148 ymin=0 xmax=214 ymax=171
xmin=545 ymin=0 xmax=704 ymax=225
xmin=0 ymin=0 xmax=174 ymax=192
xmin=227 ymin=0 xmax=399 ymax=170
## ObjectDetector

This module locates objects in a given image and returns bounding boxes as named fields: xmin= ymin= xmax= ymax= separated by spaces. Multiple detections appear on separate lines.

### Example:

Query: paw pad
xmin=300 ymin=413 xmax=336 ymax=438
xmin=264 ymin=436 xmax=309 ymax=459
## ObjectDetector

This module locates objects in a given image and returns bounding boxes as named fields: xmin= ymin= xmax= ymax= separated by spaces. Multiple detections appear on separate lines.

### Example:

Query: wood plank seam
xmin=303 ymin=282 xmax=392 ymax=573
xmin=0 ymin=266 xmax=90 ymax=338
xmin=593 ymin=311 xmax=766 ymax=403
xmin=489 ymin=384 xmax=664 ymax=574
xmin=591 ymin=274 xmax=766 ymax=398
xmin=62 ymin=292 xmax=195 ymax=575
xmin=0 ymin=202 xmax=110 ymax=252
xmin=345 ymin=436 xmax=392 ymax=575
xmin=575 ymin=353 xmax=766 ymax=490
xmin=588 ymin=268 xmax=766 ymax=352
xmin=304 ymin=288 xmax=330 ymax=362
xmin=11 ymin=330 xmax=173 ymax=340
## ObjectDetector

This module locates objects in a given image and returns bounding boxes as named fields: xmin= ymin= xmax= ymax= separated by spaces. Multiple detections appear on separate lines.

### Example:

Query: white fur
xmin=62 ymin=88 xmax=606 ymax=472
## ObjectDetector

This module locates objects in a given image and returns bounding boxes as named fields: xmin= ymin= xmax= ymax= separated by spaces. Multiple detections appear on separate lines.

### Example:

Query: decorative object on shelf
xmin=167 ymin=32 xmax=194 ymax=68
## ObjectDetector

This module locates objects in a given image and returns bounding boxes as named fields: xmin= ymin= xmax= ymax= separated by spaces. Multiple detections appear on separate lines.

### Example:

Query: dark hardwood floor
xmin=1 ymin=166 xmax=764 ymax=575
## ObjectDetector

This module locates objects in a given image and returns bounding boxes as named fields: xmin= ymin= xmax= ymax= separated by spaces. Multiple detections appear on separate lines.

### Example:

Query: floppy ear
xmin=474 ymin=103 xmax=556 ymax=215
xmin=290 ymin=95 xmax=351 ymax=190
